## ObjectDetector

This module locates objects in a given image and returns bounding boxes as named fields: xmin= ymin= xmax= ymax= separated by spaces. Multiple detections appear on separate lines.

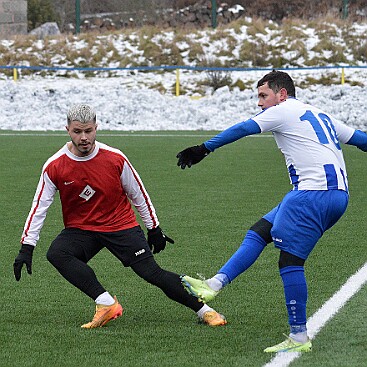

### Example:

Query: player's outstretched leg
xmin=131 ymin=257 xmax=227 ymax=326
xmin=181 ymin=228 xmax=269 ymax=303
xmin=180 ymin=275 xmax=219 ymax=303
xmin=264 ymin=334 xmax=312 ymax=353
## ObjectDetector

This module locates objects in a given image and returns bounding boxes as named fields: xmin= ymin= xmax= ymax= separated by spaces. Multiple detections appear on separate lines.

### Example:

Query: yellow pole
xmin=13 ymin=68 xmax=18 ymax=81
xmin=341 ymin=67 xmax=345 ymax=85
xmin=176 ymin=69 xmax=180 ymax=96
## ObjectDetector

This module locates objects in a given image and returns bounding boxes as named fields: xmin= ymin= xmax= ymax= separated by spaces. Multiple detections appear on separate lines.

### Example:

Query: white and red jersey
xmin=21 ymin=141 xmax=159 ymax=246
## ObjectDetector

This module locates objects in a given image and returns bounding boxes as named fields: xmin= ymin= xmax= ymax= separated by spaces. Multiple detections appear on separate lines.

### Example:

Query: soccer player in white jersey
xmin=176 ymin=70 xmax=367 ymax=352
xmin=14 ymin=104 xmax=227 ymax=328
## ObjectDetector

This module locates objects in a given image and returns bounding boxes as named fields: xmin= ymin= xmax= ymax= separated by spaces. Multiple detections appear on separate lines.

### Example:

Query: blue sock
xmin=217 ymin=230 xmax=267 ymax=284
xmin=280 ymin=266 xmax=308 ymax=330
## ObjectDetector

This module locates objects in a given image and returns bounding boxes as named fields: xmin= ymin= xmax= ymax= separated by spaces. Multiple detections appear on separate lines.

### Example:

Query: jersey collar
xmin=64 ymin=141 xmax=100 ymax=161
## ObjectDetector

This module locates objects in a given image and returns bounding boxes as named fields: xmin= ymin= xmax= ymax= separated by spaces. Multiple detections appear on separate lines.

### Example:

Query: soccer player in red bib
xmin=177 ymin=70 xmax=367 ymax=352
xmin=14 ymin=104 xmax=227 ymax=328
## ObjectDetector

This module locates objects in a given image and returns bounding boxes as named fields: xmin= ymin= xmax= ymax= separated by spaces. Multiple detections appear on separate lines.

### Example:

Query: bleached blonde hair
xmin=67 ymin=104 xmax=96 ymax=125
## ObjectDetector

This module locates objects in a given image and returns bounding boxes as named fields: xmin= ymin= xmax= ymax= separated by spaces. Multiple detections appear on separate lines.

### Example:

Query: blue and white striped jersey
xmin=205 ymin=98 xmax=356 ymax=191
xmin=253 ymin=98 xmax=354 ymax=191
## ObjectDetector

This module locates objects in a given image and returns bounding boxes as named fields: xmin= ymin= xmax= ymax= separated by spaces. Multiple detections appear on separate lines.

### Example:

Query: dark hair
xmin=256 ymin=70 xmax=296 ymax=97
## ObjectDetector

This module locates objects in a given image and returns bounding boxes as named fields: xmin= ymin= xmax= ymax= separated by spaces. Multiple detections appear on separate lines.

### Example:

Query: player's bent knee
xmin=278 ymin=250 xmax=305 ymax=269
xmin=250 ymin=218 xmax=273 ymax=244
xmin=131 ymin=256 xmax=164 ymax=284
xmin=46 ymin=246 xmax=59 ymax=266
xmin=46 ymin=241 xmax=72 ymax=267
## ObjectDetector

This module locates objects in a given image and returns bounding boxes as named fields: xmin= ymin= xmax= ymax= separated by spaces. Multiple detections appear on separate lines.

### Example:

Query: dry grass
xmin=238 ymin=39 xmax=271 ymax=67
xmin=0 ymin=15 xmax=365 ymax=88
xmin=187 ymin=42 xmax=204 ymax=62
xmin=354 ymin=41 xmax=367 ymax=63
xmin=299 ymin=72 xmax=341 ymax=87
xmin=230 ymin=17 xmax=254 ymax=34
xmin=280 ymin=18 xmax=307 ymax=40
xmin=246 ymin=18 xmax=269 ymax=36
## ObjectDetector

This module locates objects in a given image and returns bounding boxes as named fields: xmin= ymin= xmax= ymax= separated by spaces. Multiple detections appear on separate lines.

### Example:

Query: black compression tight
xmin=46 ymin=245 xmax=107 ymax=301
xmin=130 ymin=257 xmax=204 ymax=312
xmin=47 ymin=244 xmax=204 ymax=312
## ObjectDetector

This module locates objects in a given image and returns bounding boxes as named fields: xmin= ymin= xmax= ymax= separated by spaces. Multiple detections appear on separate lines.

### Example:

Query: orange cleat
xmin=202 ymin=311 xmax=227 ymax=326
xmin=81 ymin=296 xmax=123 ymax=329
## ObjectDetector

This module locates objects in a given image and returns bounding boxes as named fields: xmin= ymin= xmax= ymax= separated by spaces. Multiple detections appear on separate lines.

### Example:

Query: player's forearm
xmin=204 ymin=119 xmax=261 ymax=152
xmin=121 ymin=162 xmax=159 ymax=229
xmin=20 ymin=173 xmax=56 ymax=246
xmin=21 ymin=199 xmax=52 ymax=246
xmin=346 ymin=129 xmax=367 ymax=152
xmin=136 ymin=203 xmax=160 ymax=230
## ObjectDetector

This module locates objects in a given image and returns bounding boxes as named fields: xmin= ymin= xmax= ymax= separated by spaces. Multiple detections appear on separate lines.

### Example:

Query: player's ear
xmin=279 ymin=88 xmax=288 ymax=102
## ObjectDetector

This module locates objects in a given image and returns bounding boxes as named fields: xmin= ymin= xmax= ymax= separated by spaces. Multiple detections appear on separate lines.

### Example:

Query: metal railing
xmin=2 ymin=64 xmax=366 ymax=95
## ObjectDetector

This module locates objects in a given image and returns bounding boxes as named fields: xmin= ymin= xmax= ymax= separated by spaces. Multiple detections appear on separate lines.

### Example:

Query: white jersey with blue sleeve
xmin=252 ymin=98 xmax=354 ymax=191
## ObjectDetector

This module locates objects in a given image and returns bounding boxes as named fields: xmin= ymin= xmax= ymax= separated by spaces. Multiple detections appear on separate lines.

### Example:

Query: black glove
xmin=147 ymin=226 xmax=174 ymax=254
xmin=14 ymin=244 xmax=34 ymax=281
xmin=176 ymin=143 xmax=210 ymax=169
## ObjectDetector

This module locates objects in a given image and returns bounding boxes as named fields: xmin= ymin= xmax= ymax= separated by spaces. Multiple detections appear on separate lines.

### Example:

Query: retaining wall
xmin=0 ymin=0 xmax=27 ymax=38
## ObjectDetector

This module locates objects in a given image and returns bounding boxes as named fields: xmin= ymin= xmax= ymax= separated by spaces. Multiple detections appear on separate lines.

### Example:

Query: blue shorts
xmin=263 ymin=190 xmax=349 ymax=259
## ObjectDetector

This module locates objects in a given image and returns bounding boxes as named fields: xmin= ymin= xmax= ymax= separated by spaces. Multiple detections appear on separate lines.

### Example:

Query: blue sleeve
xmin=204 ymin=119 xmax=261 ymax=152
xmin=346 ymin=130 xmax=367 ymax=152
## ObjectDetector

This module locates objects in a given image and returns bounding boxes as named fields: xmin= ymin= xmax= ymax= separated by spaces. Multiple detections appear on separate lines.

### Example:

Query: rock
xmin=29 ymin=22 xmax=60 ymax=39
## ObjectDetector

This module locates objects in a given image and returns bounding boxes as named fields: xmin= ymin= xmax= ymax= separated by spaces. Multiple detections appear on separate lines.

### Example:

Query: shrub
xmin=28 ymin=0 xmax=59 ymax=31
xmin=202 ymin=58 xmax=233 ymax=91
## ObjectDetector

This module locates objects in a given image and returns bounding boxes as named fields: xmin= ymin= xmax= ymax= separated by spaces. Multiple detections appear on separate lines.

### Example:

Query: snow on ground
xmin=1 ymin=16 xmax=367 ymax=132
xmin=0 ymin=71 xmax=366 ymax=131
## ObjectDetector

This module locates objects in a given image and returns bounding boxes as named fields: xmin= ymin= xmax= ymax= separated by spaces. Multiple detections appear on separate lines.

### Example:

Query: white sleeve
xmin=252 ymin=104 xmax=285 ymax=133
xmin=333 ymin=118 xmax=355 ymax=144
xmin=21 ymin=171 xmax=57 ymax=246
xmin=121 ymin=160 xmax=159 ymax=230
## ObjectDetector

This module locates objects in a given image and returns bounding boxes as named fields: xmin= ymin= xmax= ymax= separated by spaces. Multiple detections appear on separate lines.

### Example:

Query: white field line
xmin=263 ymin=261 xmax=367 ymax=367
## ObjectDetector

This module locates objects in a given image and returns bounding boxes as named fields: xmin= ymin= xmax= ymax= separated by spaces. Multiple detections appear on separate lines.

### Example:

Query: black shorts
xmin=50 ymin=225 xmax=153 ymax=267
